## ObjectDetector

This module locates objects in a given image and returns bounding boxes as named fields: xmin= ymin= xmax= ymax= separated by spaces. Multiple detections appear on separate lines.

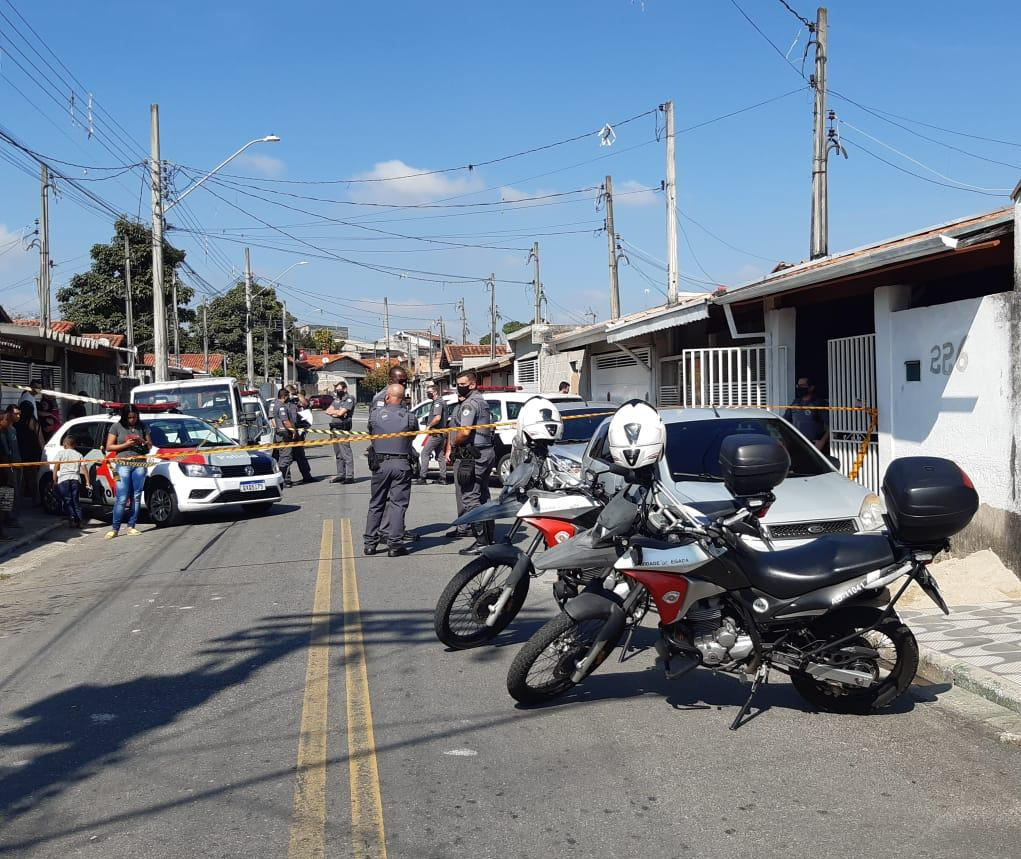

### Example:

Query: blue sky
xmin=1 ymin=0 xmax=1019 ymax=342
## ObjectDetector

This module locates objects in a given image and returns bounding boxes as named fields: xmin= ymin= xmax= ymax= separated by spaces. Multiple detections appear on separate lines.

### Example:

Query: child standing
xmin=51 ymin=434 xmax=90 ymax=528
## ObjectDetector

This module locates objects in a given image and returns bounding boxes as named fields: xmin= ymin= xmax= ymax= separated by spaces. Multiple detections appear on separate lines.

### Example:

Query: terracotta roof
xmin=142 ymin=353 xmax=225 ymax=372
xmin=356 ymin=357 xmax=403 ymax=371
xmin=11 ymin=319 xmax=77 ymax=334
xmin=81 ymin=332 xmax=127 ymax=348
xmin=442 ymin=344 xmax=509 ymax=363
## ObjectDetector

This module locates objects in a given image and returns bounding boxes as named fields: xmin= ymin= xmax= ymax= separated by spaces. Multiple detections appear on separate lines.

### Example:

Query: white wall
xmin=765 ymin=306 xmax=796 ymax=406
xmin=880 ymin=291 xmax=1018 ymax=513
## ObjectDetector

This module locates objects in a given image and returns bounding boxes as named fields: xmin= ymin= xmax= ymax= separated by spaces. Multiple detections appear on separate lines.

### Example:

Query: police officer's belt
xmin=376 ymin=453 xmax=411 ymax=460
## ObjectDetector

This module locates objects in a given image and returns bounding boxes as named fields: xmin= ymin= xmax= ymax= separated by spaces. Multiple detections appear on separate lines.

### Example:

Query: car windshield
xmin=558 ymin=410 xmax=611 ymax=443
xmin=145 ymin=418 xmax=236 ymax=449
xmin=665 ymin=417 xmax=829 ymax=481
xmin=134 ymin=384 xmax=235 ymax=424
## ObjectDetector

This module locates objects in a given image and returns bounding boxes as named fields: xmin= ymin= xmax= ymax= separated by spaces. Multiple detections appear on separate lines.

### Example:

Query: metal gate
xmin=678 ymin=346 xmax=786 ymax=408
xmin=827 ymin=333 xmax=879 ymax=492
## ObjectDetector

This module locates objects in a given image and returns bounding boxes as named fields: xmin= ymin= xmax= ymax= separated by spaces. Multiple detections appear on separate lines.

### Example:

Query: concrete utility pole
xmin=171 ymin=269 xmax=180 ymax=367
xmin=529 ymin=242 xmax=544 ymax=324
xmin=244 ymin=247 xmax=255 ymax=384
xmin=663 ymin=100 xmax=679 ymax=303
xmin=604 ymin=176 xmax=621 ymax=320
xmin=39 ymin=164 xmax=51 ymax=328
xmin=282 ymin=301 xmax=289 ymax=387
xmin=150 ymin=104 xmax=169 ymax=382
xmin=262 ymin=327 xmax=269 ymax=383
xmin=810 ymin=7 xmax=829 ymax=260
xmin=383 ymin=297 xmax=391 ymax=356
xmin=428 ymin=322 xmax=435 ymax=378
xmin=488 ymin=274 xmax=497 ymax=360
xmin=202 ymin=299 xmax=209 ymax=375
xmin=458 ymin=298 xmax=468 ymax=344
xmin=123 ymin=237 xmax=135 ymax=377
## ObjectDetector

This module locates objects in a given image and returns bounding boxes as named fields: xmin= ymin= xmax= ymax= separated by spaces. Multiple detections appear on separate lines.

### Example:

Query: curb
xmin=916 ymin=644 xmax=1021 ymax=718
xmin=0 ymin=519 xmax=64 ymax=564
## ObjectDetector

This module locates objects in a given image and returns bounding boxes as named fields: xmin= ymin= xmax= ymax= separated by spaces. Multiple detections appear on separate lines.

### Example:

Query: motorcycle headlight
xmin=858 ymin=493 xmax=886 ymax=531
xmin=549 ymin=453 xmax=582 ymax=478
xmin=179 ymin=463 xmax=222 ymax=478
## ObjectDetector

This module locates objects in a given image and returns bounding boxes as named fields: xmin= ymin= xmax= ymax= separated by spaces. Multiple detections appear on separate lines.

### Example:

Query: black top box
xmin=882 ymin=457 xmax=979 ymax=547
xmin=719 ymin=434 xmax=790 ymax=498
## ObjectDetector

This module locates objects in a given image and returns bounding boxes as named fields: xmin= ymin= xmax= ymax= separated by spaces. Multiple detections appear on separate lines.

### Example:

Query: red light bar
xmin=102 ymin=401 xmax=180 ymax=412
xmin=240 ymin=389 xmax=259 ymax=396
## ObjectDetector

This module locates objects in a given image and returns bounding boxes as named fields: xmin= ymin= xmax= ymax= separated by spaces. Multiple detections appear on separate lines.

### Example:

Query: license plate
xmin=240 ymin=481 xmax=265 ymax=493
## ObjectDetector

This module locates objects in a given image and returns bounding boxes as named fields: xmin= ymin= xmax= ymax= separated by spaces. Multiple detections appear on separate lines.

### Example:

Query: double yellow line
xmin=288 ymin=519 xmax=387 ymax=859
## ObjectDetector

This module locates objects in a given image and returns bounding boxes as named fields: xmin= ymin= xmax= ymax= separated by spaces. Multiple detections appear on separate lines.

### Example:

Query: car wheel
xmin=244 ymin=501 xmax=276 ymax=516
xmin=495 ymin=453 xmax=513 ymax=487
xmin=147 ymin=482 xmax=181 ymax=528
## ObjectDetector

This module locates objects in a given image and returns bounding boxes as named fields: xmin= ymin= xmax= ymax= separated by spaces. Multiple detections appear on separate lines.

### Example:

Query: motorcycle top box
xmin=882 ymin=456 xmax=979 ymax=547
xmin=718 ymin=434 xmax=790 ymax=498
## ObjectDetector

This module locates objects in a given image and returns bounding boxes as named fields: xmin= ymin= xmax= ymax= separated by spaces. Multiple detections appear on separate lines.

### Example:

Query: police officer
xmin=782 ymin=375 xmax=830 ymax=453
xmin=272 ymin=388 xmax=315 ymax=487
xmin=371 ymin=366 xmax=409 ymax=410
xmin=445 ymin=370 xmax=495 ymax=555
xmin=364 ymin=383 xmax=417 ymax=557
xmin=415 ymin=385 xmax=447 ymax=485
xmin=326 ymin=379 xmax=356 ymax=484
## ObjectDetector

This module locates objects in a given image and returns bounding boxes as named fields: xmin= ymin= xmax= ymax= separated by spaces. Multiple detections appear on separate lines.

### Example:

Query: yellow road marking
xmin=287 ymin=519 xmax=334 ymax=859
xmin=341 ymin=518 xmax=389 ymax=859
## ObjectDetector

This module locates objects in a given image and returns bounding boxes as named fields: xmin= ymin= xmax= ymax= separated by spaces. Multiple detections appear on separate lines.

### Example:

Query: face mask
xmin=456 ymin=384 xmax=471 ymax=397
xmin=796 ymin=386 xmax=810 ymax=397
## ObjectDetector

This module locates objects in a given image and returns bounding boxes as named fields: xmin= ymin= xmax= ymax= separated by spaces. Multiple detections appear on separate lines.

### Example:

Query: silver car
xmin=566 ymin=407 xmax=885 ymax=545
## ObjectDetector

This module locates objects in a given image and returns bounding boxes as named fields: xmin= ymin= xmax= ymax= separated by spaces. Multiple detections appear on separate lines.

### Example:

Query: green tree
xmin=502 ymin=320 xmax=526 ymax=336
xmin=57 ymin=218 xmax=195 ymax=349
xmin=479 ymin=333 xmax=492 ymax=346
xmin=362 ymin=364 xmax=391 ymax=395
xmin=312 ymin=328 xmax=335 ymax=353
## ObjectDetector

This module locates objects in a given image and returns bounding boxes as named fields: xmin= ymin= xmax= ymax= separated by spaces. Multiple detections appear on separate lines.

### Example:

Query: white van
xmin=131 ymin=377 xmax=272 ymax=446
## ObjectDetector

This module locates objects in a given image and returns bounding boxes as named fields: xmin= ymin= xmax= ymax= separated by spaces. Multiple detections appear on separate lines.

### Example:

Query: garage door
xmin=590 ymin=348 xmax=651 ymax=403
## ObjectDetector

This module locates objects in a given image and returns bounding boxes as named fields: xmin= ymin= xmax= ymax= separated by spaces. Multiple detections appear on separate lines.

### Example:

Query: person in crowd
xmin=415 ymin=385 xmax=448 ymax=485
xmin=326 ymin=379 xmax=356 ymax=484
xmin=783 ymin=375 xmax=830 ymax=452
xmin=15 ymin=402 xmax=45 ymax=505
xmin=272 ymin=388 xmax=315 ymax=487
xmin=51 ymin=432 xmax=90 ymax=528
xmin=18 ymin=379 xmax=41 ymax=410
xmin=2 ymin=405 xmax=23 ymax=527
xmin=37 ymin=397 xmax=61 ymax=439
xmin=0 ymin=409 xmax=18 ymax=541
xmin=104 ymin=404 xmax=151 ymax=539
xmin=363 ymin=383 xmax=417 ymax=557
xmin=372 ymin=366 xmax=409 ymax=409
xmin=558 ymin=380 xmax=571 ymax=394
xmin=445 ymin=370 xmax=496 ymax=555
xmin=66 ymin=392 xmax=89 ymax=422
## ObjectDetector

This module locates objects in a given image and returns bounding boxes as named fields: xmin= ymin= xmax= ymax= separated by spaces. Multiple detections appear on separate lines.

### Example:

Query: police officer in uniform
xmin=272 ymin=388 xmax=315 ymax=487
xmin=371 ymin=366 xmax=409 ymax=410
xmin=326 ymin=379 xmax=356 ymax=484
xmin=445 ymin=370 xmax=495 ymax=555
xmin=415 ymin=385 xmax=447 ymax=485
xmin=364 ymin=383 xmax=417 ymax=557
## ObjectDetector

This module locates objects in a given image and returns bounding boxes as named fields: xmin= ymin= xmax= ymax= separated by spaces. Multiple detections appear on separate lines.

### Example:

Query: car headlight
xmin=858 ymin=492 xmax=886 ymax=531
xmin=179 ymin=463 xmax=222 ymax=478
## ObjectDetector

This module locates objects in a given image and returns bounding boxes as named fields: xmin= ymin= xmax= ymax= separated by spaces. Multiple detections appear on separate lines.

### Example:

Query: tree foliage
xmin=502 ymin=320 xmax=527 ymax=336
xmin=362 ymin=365 xmax=391 ymax=395
xmin=312 ymin=328 xmax=335 ymax=353
xmin=57 ymin=218 xmax=195 ymax=348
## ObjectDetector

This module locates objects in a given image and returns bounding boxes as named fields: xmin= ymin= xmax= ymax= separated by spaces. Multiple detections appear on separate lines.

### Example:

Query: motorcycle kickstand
xmin=617 ymin=622 xmax=637 ymax=663
xmin=729 ymin=662 xmax=770 ymax=732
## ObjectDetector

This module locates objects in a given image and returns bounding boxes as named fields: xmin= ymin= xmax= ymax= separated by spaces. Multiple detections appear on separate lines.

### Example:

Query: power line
xmin=727 ymin=0 xmax=806 ymax=78
xmin=775 ymin=0 xmax=812 ymax=28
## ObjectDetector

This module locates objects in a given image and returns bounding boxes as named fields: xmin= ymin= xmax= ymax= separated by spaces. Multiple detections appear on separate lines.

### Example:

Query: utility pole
xmin=488 ymin=274 xmax=497 ymax=360
xmin=663 ymin=100 xmax=679 ymax=303
xmin=39 ymin=164 xmax=51 ymax=328
xmin=529 ymin=242 xmax=543 ymax=324
xmin=150 ymin=104 xmax=169 ymax=382
xmin=170 ymin=269 xmax=180 ymax=367
xmin=244 ymin=247 xmax=255 ymax=384
xmin=428 ymin=322 xmax=435 ymax=379
xmin=810 ymin=7 xmax=829 ymax=259
xmin=458 ymin=299 xmax=468 ymax=344
xmin=123 ymin=237 xmax=135 ymax=378
xmin=202 ymin=299 xmax=209 ymax=375
xmin=383 ymin=296 xmax=391 ymax=356
xmin=262 ymin=327 xmax=269 ymax=383
xmin=604 ymin=176 xmax=621 ymax=320
xmin=281 ymin=301 xmax=289 ymax=388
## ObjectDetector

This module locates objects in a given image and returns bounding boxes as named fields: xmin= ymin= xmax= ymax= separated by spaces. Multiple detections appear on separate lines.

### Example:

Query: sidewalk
xmin=899 ymin=550 xmax=1021 ymax=717
xmin=0 ymin=505 xmax=70 ymax=564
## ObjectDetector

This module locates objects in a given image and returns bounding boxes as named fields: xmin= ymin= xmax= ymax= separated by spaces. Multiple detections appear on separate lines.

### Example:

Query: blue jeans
xmin=112 ymin=465 xmax=147 ymax=530
xmin=57 ymin=480 xmax=82 ymax=523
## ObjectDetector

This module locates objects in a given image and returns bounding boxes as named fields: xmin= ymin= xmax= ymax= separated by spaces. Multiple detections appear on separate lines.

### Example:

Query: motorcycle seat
xmin=734 ymin=534 xmax=896 ymax=600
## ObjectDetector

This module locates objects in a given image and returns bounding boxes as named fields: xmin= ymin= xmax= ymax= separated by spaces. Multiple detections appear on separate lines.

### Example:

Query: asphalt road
xmin=1 ymin=409 xmax=1020 ymax=858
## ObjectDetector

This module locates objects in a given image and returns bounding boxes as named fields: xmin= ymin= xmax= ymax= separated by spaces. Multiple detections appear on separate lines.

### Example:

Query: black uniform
xmin=450 ymin=391 xmax=495 ymax=542
xmin=364 ymin=402 xmax=417 ymax=552
xmin=419 ymin=396 xmax=448 ymax=483
xmin=330 ymin=391 xmax=357 ymax=480
xmin=273 ymin=397 xmax=312 ymax=484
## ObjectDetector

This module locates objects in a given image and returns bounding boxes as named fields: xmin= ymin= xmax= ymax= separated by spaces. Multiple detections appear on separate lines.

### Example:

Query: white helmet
xmin=515 ymin=396 xmax=563 ymax=447
xmin=608 ymin=400 xmax=666 ymax=469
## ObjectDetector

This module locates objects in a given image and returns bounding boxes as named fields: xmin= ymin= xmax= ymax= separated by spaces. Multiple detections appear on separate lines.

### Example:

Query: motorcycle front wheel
xmin=790 ymin=608 xmax=918 ymax=714
xmin=433 ymin=556 xmax=530 ymax=649
xmin=507 ymin=613 xmax=621 ymax=704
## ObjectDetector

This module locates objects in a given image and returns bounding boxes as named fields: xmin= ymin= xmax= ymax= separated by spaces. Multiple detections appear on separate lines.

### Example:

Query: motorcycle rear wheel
xmin=790 ymin=608 xmax=918 ymax=714
xmin=434 ymin=557 xmax=530 ymax=649
xmin=507 ymin=613 xmax=620 ymax=704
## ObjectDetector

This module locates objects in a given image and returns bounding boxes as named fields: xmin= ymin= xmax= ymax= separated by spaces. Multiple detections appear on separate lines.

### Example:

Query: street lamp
xmin=165 ymin=135 xmax=281 ymax=213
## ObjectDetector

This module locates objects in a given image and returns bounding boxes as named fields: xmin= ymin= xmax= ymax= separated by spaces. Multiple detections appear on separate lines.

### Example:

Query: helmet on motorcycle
xmin=515 ymin=396 xmax=564 ymax=447
xmin=607 ymin=399 xmax=665 ymax=469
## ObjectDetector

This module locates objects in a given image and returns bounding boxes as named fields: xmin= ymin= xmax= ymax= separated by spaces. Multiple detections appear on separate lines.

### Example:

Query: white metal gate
xmin=514 ymin=357 xmax=538 ymax=394
xmin=590 ymin=348 xmax=651 ymax=403
xmin=678 ymin=346 xmax=786 ymax=408
xmin=827 ymin=333 xmax=879 ymax=492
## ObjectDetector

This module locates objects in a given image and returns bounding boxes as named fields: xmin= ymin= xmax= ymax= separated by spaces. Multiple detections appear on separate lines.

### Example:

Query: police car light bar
xmin=101 ymin=401 xmax=180 ymax=413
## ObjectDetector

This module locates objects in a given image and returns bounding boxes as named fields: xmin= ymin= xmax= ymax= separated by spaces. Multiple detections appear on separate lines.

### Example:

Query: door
xmin=590 ymin=348 xmax=651 ymax=403
xmin=827 ymin=333 xmax=879 ymax=493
